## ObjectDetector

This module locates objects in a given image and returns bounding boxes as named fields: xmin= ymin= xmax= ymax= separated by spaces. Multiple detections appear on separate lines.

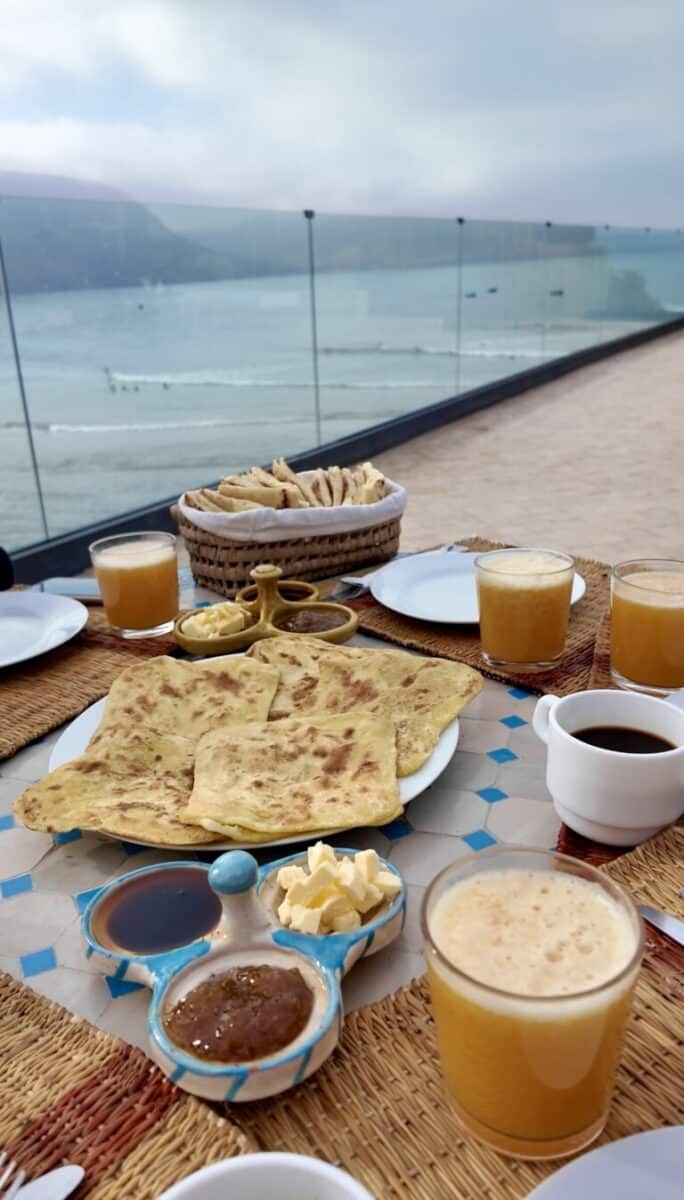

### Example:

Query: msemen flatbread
xmin=248 ymin=636 xmax=482 ymax=776
xmin=183 ymin=710 xmax=401 ymax=841
xmin=15 ymin=654 xmax=282 ymax=846
xmin=15 ymin=727 xmax=215 ymax=845
xmin=95 ymin=655 xmax=280 ymax=743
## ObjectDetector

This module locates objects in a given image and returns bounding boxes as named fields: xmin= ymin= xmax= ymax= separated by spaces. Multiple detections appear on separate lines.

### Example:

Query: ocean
xmin=1 ymin=251 xmax=677 ymax=550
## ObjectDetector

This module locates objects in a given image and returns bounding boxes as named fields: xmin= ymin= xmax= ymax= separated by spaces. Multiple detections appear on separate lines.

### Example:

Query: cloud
xmin=0 ymin=0 xmax=683 ymax=225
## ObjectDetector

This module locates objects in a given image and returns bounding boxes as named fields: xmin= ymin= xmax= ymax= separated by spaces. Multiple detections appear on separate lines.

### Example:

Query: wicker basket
xmin=172 ymin=505 xmax=401 ymax=597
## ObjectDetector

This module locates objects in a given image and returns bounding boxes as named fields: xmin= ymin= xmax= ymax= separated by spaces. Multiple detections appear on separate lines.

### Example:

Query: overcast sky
xmin=1 ymin=0 xmax=683 ymax=227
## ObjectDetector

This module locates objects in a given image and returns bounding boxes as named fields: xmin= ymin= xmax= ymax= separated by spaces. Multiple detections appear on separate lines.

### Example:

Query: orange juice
xmin=422 ymin=852 xmax=642 ymax=1159
xmin=611 ymin=563 xmax=684 ymax=692
xmin=476 ymin=550 xmax=574 ymax=669
xmin=91 ymin=534 xmax=178 ymax=636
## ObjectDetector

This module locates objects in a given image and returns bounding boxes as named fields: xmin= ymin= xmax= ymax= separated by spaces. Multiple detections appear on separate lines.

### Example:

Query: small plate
xmin=0 ymin=591 xmax=88 ymax=669
xmin=526 ymin=1126 xmax=684 ymax=1200
xmin=48 ymin=655 xmax=460 ymax=851
xmin=371 ymin=550 xmax=586 ymax=624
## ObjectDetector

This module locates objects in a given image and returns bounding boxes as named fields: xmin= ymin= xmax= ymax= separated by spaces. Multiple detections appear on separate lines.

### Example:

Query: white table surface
xmin=0 ymin=577 xmax=557 ymax=1053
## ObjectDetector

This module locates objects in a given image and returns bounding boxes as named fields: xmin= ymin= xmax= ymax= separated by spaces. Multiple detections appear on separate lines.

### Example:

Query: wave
xmin=109 ymin=372 xmax=449 ymax=391
xmin=320 ymin=343 xmax=550 ymax=360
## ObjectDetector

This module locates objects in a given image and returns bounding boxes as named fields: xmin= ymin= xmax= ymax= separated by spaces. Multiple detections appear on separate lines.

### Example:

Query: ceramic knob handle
xmin=209 ymin=852 xmax=272 ymax=940
xmin=209 ymin=851 xmax=259 ymax=895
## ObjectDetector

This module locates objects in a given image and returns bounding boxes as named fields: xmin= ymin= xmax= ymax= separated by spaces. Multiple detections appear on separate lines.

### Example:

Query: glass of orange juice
xmin=422 ymin=847 xmax=642 ymax=1160
xmin=475 ymin=548 xmax=574 ymax=671
xmin=611 ymin=559 xmax=684 ymax=695
xmin=90 ymin=531 xmax=179 ymax=638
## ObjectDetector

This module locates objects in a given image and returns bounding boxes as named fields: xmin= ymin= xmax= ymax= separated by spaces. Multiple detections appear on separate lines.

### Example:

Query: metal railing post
xmin=0 ymin=232 xmax=49 ymax=541
xmin=455 ymin=216 xmax=464 ymax=395
xmin=303 ymin=209 xmax=322 ymax=445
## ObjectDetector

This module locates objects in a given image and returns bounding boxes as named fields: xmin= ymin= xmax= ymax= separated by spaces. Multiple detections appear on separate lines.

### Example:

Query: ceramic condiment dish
xmin=174 ymin=563 xmax=358 ymax=655
xmin=81 ymin=848 xmax=406 ymax=1101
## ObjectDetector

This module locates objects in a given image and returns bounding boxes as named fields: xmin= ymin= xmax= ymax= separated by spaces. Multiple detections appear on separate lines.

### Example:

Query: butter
xmin=276 ymin=843 xmax=400 ymax=936
xmin=183 ymin=602 xmax=246 ymax=639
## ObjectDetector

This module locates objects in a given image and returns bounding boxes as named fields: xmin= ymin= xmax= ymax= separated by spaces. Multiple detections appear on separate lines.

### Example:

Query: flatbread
xmin=248 ymin=637 xmax=482 ymax=776
xmin=14 ymin=655 xmax=281 ymax=846
xmin=183 ymin=710 xmax=401 ymax=840
xmin=95 ymin=655 xmax=280 ymax=743
xmin=15 ymin=727 xmax=215 ymax=845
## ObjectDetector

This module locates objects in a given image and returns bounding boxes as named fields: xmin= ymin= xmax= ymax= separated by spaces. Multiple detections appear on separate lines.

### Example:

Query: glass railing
xmin=1 ymin=192 xmax=683 ymax=552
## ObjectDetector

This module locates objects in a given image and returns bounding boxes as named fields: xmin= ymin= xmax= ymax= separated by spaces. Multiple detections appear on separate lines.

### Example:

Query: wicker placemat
xmin=350 ymin=537 xmax=613 ymax=696
xmin=0 ymin=972 xmax=253 ymax=1198
xmin=239 ymin=827 xmax=684 ymax=1200
xmin=0 ymin=607 xmax=179 ymax=761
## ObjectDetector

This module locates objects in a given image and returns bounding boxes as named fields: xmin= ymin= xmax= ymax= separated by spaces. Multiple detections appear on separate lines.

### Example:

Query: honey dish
xmin=80 ymin=844 xmax=406 ymax=1100
xmin=174 ymin=563 xmax=358 ymax=654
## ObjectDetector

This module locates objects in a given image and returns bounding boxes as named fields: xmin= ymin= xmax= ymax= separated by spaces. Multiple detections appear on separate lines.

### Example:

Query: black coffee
xmin=572 ymin=725 xmax=676 ymax=754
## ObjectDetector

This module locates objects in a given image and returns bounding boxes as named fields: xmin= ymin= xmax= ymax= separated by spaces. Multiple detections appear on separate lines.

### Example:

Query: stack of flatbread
xmin=185 ymin=458 xmax=385 ymax=514
xmin=16 ymin=641 xmax=482 ymax=846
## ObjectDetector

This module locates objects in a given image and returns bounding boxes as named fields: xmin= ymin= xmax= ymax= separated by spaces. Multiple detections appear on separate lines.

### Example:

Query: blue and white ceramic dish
xmin=81 ymin=848 xmax=406 ymax=1102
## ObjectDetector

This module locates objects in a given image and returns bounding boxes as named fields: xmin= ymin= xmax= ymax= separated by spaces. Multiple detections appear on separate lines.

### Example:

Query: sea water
xmin=0 ymin=254 xmax=671 ymax=549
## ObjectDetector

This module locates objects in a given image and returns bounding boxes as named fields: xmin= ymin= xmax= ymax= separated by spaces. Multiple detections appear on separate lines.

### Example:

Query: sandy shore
xmin=373 ymin=327 xmax=684 ymax=563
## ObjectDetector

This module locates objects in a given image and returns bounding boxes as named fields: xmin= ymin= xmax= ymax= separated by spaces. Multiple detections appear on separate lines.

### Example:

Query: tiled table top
xmin=0 ymin=607 xmax=557 ymax=1053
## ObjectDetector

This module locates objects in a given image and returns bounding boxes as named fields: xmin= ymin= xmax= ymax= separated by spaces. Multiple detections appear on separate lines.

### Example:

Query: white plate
xmin=527 ymin=1126 xmax=684 ymax=1200
xmin=370 ymin=550 xmax=586 ymax=624
xmin=0 ymin=591 xmax=88 ymax=669
xmin=48 ymin=678 xmax=460 ymax=852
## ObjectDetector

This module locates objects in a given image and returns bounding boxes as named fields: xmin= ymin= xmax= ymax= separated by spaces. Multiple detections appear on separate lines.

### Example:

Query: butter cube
xmin=289 ymin=903 xmax=323 ymax=935
xmin=287 ymin=862 xmax=337 ymax=905
xmin=375 ymin=870 xmax=402 ymax=898
xmin=356 ymin=883 xmax=384 ymax=914
xmin=277 ymin=864 xmax=307 ymax=891
xmin=354 ymin=849 xmax=380 ymax=882
xmin=336 ymin=857 xmax=368 ymax=905
xmin=318 ymin=891 xmax=354 ymax=927
xmin=307 ymin=842 xmax=337 ymax=872
xmin=278 ymin=897 xmax=293 ymax=926
xmin=332 ymin=909 xmax=362 ymax=933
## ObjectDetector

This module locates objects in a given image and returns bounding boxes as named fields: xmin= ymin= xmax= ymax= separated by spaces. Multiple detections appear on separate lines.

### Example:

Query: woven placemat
xmin=0 ymin=972 xmax=253 ymax=1198
xmin=0 ymin=607 xmax=180 ymax=761
xmin=349 ymin=537 xmax=613 ymax=696
xmin=239 ymin=827 xmax=684 ymax=1200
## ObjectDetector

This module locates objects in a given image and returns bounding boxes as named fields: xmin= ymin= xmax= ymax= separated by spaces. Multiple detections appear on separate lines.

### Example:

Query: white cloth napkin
xmin=177 ymin=473 xmax=407 ymax=544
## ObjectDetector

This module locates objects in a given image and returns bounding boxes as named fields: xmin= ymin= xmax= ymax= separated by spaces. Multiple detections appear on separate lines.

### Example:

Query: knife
xmin=638 ymin=905 xmax=684 ymax=948
xmin=16 ymin=1165 xmax=84 ymax=1200
xmin=331 ymin=543 xmax=468 ymax=600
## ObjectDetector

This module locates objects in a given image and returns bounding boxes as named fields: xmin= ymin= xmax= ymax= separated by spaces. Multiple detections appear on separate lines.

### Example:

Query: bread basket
xmin=172 ymin=473 xmax=406 ymax=598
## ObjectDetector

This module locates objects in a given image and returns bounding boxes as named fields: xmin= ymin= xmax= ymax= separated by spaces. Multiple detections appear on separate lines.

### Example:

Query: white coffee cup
xmin=533 ymin=689 xmax=684 ymax=845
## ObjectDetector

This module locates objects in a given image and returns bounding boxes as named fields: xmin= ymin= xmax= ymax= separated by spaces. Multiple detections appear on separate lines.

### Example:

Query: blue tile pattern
xmin=76 ymin=885 xmax=103 ymax=913
xmin=105 ymin=976 xmax=145 ymax=999
xmin=500 ymin=714 xmax=527 ymax=729
xmin=508 ymin=687 xmax=532 ymax=700
xmin=380 ymin=818 xmax=413 ymax=840
xmin=0 ymin=814 xmax=15 ymax=831
xmin=1 ymin=873 xmax=33 ymax=899
xmin=20 ymin=947 xmax=57 ymax=978
xmin=462 ymin=830 xmax=497 ymax=851
xmin=121 ymin=841 xmax=147 ymax=856
xmin=53 ymin=829 xmax=82 ymax=845
xmin=476 ymin=786 xmax=508 ymax=804
xmin=487 ymin=747 xmax=519 ymax=764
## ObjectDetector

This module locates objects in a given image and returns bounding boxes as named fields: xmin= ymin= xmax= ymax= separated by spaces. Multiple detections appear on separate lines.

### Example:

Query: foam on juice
xmin=481 ymin=551 xmax=572 ymax=589
xmin=622 ymin=571 xmax=684 ymax=605
xmin=429 ymin=869 xmax=635 ymax=997
xmin=97 ymin=540 xmax=175 ymax=569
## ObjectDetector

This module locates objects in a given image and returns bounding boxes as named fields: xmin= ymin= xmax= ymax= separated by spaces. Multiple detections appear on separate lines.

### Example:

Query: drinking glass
xmin=422 ymin=847 xmax=643 ymax=1160
xmin=475 ymin=548 xmax=574 ymax=671
xmin=90 ymin=531 xmax=179 ymax=638
xmin=611 ymin=559 xmax=684 ymax=695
